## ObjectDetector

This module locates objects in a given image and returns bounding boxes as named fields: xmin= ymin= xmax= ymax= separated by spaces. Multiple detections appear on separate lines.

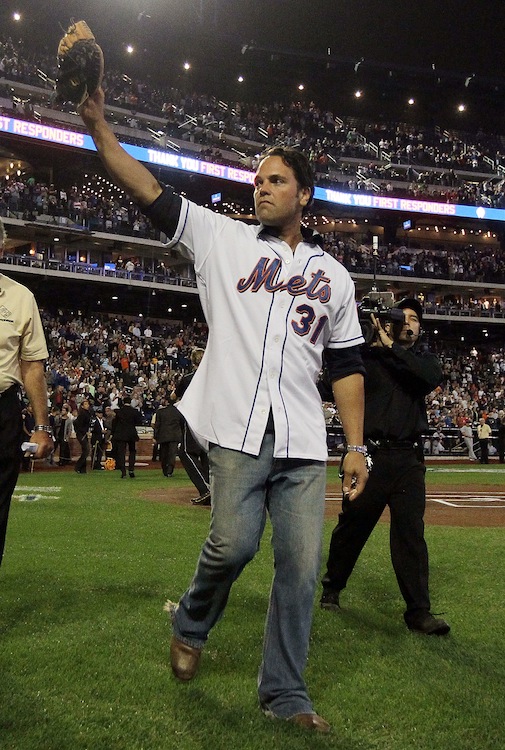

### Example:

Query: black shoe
xmin=129 ymin=471 xmax=135 ymax=478
xmin=405 ymin=610 xmax=450 ymax=636
xmin=191 ymin=491 xmax=211 ymax=506
xmin=121 ymin=471 xmax=126 ymax=478
xmin=320 ymin=590 xmax=341 ymax=611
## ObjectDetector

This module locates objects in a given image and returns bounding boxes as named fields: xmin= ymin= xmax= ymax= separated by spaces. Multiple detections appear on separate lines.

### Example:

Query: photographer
xmin=321 ymin=298 xmax=450 ymax=635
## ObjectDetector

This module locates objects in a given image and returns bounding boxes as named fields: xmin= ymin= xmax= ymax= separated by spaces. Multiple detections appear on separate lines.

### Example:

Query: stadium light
xmin=298 ymin=84 xmax=305 ymax=91
xmin=183 ymin=61 xmax=191 ymax=70
xmin=12 ymin=12 xmax=21 ymax=21
xmin=457 ymin=103 xmax=466 ymax=112
xmin=408 ymin=97 xmax=415 ymax=105
xmin=126 ymin=44 xmax=134 ymax=54
xmin=354 ymin=89 xmax=363 ymax=98
xmin=237 ymin=75 xmax=244 ymax=83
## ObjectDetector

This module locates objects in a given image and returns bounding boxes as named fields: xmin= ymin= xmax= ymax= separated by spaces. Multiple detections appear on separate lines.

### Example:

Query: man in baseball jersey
xmin=79 ymin=88 xmax=368 ymax=734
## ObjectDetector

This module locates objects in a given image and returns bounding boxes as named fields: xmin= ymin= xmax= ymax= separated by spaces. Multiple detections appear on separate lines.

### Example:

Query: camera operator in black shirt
xmin=321 ymin=298 xmax=450 ymax=635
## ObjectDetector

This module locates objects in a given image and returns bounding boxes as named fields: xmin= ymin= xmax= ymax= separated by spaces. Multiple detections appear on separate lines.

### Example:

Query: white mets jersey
xmin=167 ymin=197 xmax=363 ymax=461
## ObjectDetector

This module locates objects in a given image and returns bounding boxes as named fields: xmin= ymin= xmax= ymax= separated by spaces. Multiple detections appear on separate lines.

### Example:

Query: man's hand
xmin=78 ymin=86 xmax=106 ymax=130
xmin=340 ymin=450 xmax=368 ymax=501
xmin=30 ymin=431 xmax=53 ymax=460
xmin=370 ymin=313 xmax=394 ymax=349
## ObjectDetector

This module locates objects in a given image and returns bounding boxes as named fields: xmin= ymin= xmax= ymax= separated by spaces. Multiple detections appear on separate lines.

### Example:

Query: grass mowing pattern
xmin=1 ymin=467 xmax=504 ymax=749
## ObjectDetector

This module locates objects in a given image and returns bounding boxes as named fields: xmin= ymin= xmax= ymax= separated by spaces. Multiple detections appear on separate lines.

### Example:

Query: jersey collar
xmin=257 ymin=224 xmax=324 ymax=248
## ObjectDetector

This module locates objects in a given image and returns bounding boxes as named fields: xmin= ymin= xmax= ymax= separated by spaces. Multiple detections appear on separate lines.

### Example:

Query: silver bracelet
xmin=34 ymin=424 xmax=53 ymax=437
xmin=346 ymin=444 xmax=368 ymax=455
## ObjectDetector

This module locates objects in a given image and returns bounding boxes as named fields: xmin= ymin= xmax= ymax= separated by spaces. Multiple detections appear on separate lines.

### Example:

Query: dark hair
xmin=259 ymin=146 xmax=314 ymax=212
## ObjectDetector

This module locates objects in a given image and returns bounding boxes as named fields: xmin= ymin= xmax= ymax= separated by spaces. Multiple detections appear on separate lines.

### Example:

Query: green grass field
xmin=1 ymin=465 xmax=504 ymax=750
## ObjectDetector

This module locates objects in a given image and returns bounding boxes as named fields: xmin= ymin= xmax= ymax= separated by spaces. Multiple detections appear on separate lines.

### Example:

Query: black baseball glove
xmin=55 ymin=20 xmax=104 ymax=106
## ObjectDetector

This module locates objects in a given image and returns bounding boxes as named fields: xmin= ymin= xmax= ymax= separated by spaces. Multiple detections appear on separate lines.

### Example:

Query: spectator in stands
xmin=56 ymin=404 xmax=73 ymax=465
xmin=90 ymin=406 xmax=106 ymax=470
xmin=152 ymin=395 xmax=182 ymax=477
xmin=477 ymin=417 xmax=492 ymax=463
xmin=460 ymin=422 xmax=477 ymax=460
xmin=73 ymin=399 xmax=92 ymax=473
xmin=111 ymin=395 xmax=142 ymax=478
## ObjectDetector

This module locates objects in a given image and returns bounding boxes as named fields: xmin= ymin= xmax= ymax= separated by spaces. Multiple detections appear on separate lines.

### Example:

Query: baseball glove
xmin=55 ymin=20 xmax=104 ymax=106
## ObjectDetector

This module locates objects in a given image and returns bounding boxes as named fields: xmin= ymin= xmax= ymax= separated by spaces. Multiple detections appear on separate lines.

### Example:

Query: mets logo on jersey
xmin=237 ymin=257 xmax=331 ymax=302
xmin=237 ymin=257 xmax=331 ymax=343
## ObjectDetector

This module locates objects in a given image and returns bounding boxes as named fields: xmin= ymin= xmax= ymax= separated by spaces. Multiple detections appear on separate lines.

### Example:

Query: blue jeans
xmin=173 ymin=433 xmax=327 ymax=718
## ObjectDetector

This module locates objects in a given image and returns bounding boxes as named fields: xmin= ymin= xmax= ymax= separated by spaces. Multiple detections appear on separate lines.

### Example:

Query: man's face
xmin=253 ymin=156 xmax=310 ymax=228
xmin=395 ymin=307 xmax=421 ymax=347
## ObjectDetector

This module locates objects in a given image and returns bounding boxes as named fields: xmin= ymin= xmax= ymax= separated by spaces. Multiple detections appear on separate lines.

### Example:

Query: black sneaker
xmin=405 ymin=611 xmax=450 ymax=635
xmin=191 ymin=491 xmax=211 ymax=506
xmin=129 ymin=471 xmax=135 ymax=478
xmin=320 ymin=590 xmax=341 ymax=611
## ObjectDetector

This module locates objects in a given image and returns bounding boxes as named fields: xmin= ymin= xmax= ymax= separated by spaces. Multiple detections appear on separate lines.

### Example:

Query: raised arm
xmin=79 ymin=88 xmax=162 ymax=207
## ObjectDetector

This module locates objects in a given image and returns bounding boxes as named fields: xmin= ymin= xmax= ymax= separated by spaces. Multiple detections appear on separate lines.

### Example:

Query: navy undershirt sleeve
xmin=324 ymin=345 xmax=366 ymax=381
xmin=142 ymin=185 xmax=183 ymax=239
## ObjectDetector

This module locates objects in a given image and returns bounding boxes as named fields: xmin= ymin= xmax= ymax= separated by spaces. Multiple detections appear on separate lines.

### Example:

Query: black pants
xmin=58 ymin=439 xmax=71 ymax=465
xmin=75 ymin=435 xmax=89 ymax=472
xmin=479 ymin=439 xmax=489 ymax=464
xmin=323 ymin=446 xmax=430 ymax=615
xmin=0 ymin=386 xmax=23 ymax=566
xmin=177 ymin=421 xmax=209 ymax=496
xmin=498 ymin=435 xmax=505 ymax=464
xmin=159 ymin=441 xmax=178 ymax=476
xmin=115 ymin=440 xmax=136 ymax=475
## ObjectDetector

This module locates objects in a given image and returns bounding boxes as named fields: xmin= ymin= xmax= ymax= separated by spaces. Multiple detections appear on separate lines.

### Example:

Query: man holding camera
xmin=321 ymin=298 xmax=450 ymax=635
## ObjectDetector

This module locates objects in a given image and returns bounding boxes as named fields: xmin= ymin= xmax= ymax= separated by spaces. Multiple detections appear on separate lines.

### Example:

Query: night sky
xmin=3 ymin=1 xmax=505 ymax=126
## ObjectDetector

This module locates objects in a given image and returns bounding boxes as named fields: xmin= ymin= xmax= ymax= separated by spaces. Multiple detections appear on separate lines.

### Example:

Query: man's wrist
xmin=33 ymin=424 xmax=53 ymax=437
xmin=346 ymin=444 xmax=368 ymax=455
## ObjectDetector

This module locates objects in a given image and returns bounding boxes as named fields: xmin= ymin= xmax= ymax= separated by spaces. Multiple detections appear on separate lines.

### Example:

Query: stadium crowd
xmin=2 ymin=170 xmax=505 ymax=291
xmin=2 ymin=33 xmax=505 ymax=211
xmin=17 ymin=309 xmax=501 ymax=465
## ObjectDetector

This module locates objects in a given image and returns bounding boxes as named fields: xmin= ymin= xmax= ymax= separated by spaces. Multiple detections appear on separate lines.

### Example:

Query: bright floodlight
xmin=457 ymin=103 xmax=466 ymax=112
xmin=237 ymin=75 xmax=244 ymax=83
xmin=126 ymin=44 xmax=134 ymax=54
xmin=408 ymin=97 xmax=415 ymax=105
xmin=183 ymin=61 xmax=191 ymax=70
xmin=13 ymin=12 xmax=21 ymax=21
xmin=354 ymin=89 xmax=363 ymax=98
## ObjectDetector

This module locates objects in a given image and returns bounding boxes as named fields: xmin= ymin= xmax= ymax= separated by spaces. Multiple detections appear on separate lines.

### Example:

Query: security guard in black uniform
xmin=321 ymin=298 xmax=450 ymax=635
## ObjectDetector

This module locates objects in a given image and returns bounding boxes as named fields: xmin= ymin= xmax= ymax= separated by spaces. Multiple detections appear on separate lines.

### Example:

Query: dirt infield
xmin=141 ymin=481 xmax=505 ymax=528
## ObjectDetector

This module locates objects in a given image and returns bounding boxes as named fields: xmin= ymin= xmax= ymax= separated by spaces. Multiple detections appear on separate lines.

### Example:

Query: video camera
xmin=358 ymin=289 xmax=405 ymax=344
